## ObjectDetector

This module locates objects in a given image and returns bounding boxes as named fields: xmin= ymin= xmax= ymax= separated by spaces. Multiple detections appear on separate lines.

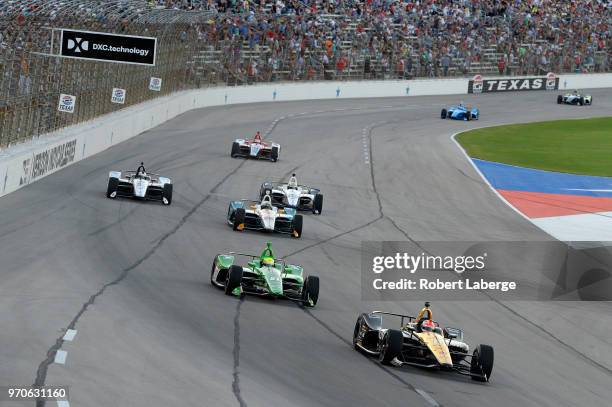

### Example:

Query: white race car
xmin=259 ymin=174 xmax=323 ymax=214
xmin=106 ymin=171 xmax=172 ymax=205
xmin=557 ymin=91 xmax=592 ymax=106
xmin=227 ymin=194 xmax=303 ymax=238
xmin=231 ymin=133 xmax=281 ymax=162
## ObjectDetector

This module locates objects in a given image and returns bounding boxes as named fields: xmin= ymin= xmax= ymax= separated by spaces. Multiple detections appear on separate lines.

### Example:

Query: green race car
xmin=210 ymin=242 xmax=319 ymax=307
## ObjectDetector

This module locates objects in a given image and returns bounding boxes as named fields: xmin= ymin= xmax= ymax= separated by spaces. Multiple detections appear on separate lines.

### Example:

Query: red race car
xmin=231 ymin=131 xmax=281 ymax=162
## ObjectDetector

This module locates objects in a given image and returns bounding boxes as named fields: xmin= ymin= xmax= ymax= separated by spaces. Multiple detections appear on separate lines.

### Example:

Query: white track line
xmin=57 ymin=401 xmax=70 ymax=407
xmin=54 ymin=350 xmax=68 ymax=365
xmin=415 ymin=388 xmax=440 ymax=406
xmin=62 ymin=329 xmax=77 ymax=342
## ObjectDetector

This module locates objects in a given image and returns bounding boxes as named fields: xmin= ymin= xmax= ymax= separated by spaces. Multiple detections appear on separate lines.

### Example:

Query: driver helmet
xmin=254 ymin=131 xmax=262 ymax=142
xmin=262 ymin=257 xmax=274 ymax=266
xmin=288 ymin=173 xmax=298 ymax=188
xmin=421 ymin=319 xmax=435 ymax=332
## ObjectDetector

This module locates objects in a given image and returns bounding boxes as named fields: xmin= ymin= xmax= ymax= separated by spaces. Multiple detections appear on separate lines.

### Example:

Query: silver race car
xmin=227 ymin=193 xmax=303 ymax=238
xmin=259 ymin=174 xmax=323 ymax=214
xmin=106 ymin=167 xmax=172 ymax=205
xmin=557 ymin=90 xmax=592 ymax=106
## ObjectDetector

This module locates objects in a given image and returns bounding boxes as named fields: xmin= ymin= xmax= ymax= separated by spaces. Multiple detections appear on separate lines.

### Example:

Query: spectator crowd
xmin=157 ymin=0 xmax=609 ymax=82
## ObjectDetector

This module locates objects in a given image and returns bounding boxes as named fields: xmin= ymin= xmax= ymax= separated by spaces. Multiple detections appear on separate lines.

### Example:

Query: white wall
xmin=1 ymin=73 xmax=610 ymax=198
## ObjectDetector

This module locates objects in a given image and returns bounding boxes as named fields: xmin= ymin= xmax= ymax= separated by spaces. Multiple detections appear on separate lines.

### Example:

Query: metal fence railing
xmin=1 ymin=1 xmax=609 ymax=148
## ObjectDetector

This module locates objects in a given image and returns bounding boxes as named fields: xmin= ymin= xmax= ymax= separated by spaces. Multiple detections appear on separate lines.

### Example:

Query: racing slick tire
xmin=163 ymin=184 xmax=173 ymax=205
xmin=440 ymin=108 xmax=447 ymax=119
xmin=470 ymin=344 xmax=494 ymax=382
xmin=353 ymin=320 xmax=364 ymax=352
xmin=271 ymin=146 xmax=279 ymax=162
xmin=466 ymin=111 xmax=472 ymax=121
xmin=224 ymin=265 xmax=243 ymax=296
xmin=232 ymin=208 xmax=246 ymax=231
xmin=313 ymin=193 xmax=323 ymax=215
xmin=379 ymin=329 xmax=403 ymax=365
xmin=557 ymin=95 xmax=563 ymax=104
xmin=291 ymin=214 xmax=303 ymax=238
xmin=106 ymin=177 xmax=119 ymax=198
xmin=301 ymin=275 xmax=319 ymax=307
xmin=231 ymin=142 xmax=240 ymax=158
xmin=579 ymin=97 xmax=584 ymax=106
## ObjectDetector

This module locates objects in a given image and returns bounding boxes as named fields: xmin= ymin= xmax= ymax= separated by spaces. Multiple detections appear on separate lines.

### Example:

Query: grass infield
xmin=456 ymin=117 xmax=612 ymax=177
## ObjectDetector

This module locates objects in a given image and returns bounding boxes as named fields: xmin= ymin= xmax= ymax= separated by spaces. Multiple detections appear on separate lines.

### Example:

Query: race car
xmin=557 ymin=91 xmax=592 ymax=106
xmin=227 ymin=193 xmax=303 ymax=237
xmin=106 ymin=170 xmax=172 ymax=205
xmin=210 ymin=242 xmax=319 ymax=307
xmin=259 ymin=174 xmax=323 ymax=214
xmin=230 ymin=131 xmax=281 ymax=162
xmin=441 ymin=104 xmax=479 ymax=121
xmin=353 ymin=311 xmax=494 ymax=382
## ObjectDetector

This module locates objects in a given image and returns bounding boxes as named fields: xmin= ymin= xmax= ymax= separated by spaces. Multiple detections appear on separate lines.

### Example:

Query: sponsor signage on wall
xmin=111 ymin=88 xmax=126 ymax=104
xmin=19 ymin=139 xmax=78 ymax=186
xmin=58 ymin=94 xmax=76 ymax=113
xmin=149 ymin=77 xmax=162 ymax=92
xmin=60 ymin=29 xmax=156 ymax=66
xmin=468 ymin=73 xmax=559 ymax=93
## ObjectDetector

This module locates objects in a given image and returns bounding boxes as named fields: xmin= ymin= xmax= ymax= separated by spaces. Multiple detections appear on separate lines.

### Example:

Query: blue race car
xmin=441 ymin=104 xmax=479 ymax=121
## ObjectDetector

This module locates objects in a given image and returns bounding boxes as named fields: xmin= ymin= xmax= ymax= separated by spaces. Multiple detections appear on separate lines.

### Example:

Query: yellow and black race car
xmin=353 ymin=311 xmax=494 ymax=382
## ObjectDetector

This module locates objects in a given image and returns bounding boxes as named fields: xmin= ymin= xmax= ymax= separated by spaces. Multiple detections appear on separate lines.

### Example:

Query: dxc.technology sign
xmin=60 ymin=29 xmax=156 ymax=66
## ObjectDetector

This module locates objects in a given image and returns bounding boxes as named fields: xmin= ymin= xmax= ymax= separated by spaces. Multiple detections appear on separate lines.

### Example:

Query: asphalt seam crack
xmin=232 ymin=297 xmax=247 ymax=407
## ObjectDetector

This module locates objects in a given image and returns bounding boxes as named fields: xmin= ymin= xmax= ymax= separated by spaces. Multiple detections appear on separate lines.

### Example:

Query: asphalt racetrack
xmin=1 ymin=90 xmax=611 ymax=407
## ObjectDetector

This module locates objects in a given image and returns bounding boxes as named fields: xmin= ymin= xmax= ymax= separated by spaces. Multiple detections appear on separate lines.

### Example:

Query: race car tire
xmin=353 ymin=318 xmax=371 ymax=354
xmin=313 ymin=193 xmax=323 ymax=215
xmin=224 ymin=265 xmax=243 ymax=296
xmin=579 ymin=97 xmax=584 ymax=106
xmin=440 ymin=108 xmax=447 ymax=119
xmin=379 ymin=329 xmax=403 ymax=365
xmin=163 ymin=184 xmax=173 ymax=205
xmin=470 ymin=344 xmax=494 ymax=382
xmin=271 ymin=146 xmax=279 ymax=162
xmin=466 ymin=111 xmax=472 ymax=121
xmin=231 ymin=142 xmax=240 ymax=158
xmin=353 ymin=320 xmax=362 ymax=352
xmin=302 ymin=275 xmax=319 ymax=307
xmin=557 ymin=95 xmax=563 ymax=104
xmin=233 ymin=208 xmax=246 ymax=231
xmin=292 ymin=214 xmax=303 ymax=238
xmin=106 ymin=177 xmax=119 ymax=198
